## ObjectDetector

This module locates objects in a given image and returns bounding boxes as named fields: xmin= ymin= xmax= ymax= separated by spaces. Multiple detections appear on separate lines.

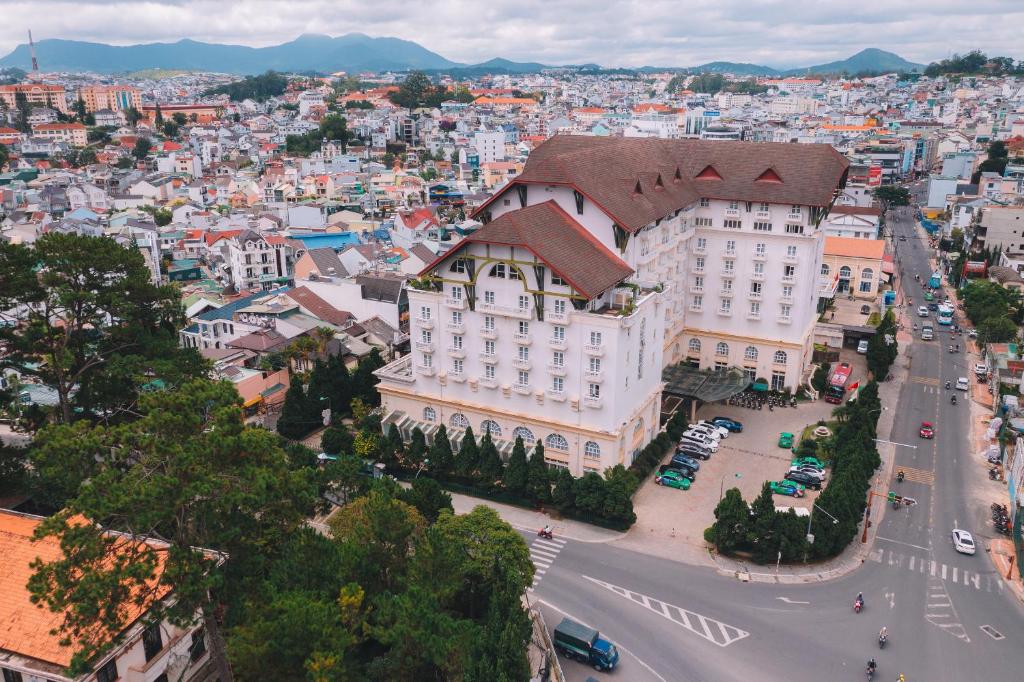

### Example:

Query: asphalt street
xmin=527 ymin=185 xmax=1024 ymax=682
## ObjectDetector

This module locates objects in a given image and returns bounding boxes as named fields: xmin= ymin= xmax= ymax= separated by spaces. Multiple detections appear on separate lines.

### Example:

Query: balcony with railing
xmin=777 ymin=315 xmax=793 ymax=324
xmin=689 ymin=284 xmax=704 ymax=294
xmin=449 ymin=372 xmax=466 ymax=383
xmin=415 ymin=317 xmax=434 ymax=330
xmin=584 ymin=369 xmax=604 ymax=382
xmin=691 ymin=243 xmax=707 ymax=255
xmin=512 ymin=358 xmax=532 ymax=370
xmin=374 ymin=354 xmax=415 ymax=385
xmin=445 ymin=321 xmax=466 ymax=334
xmin=747 ymin=311 xmax=761 ymax=321
xmin=547 ymin=309 xmax=570 ymax=324
xmin=479 ymin=376 xmax=498 ymax=389
xmin=750 ymin=271 xmax=765 ymax=281
xmin=415 ymin=363 xmax=435 ymax=376
xmin=512 ymin=383 xmax=532 ymax=395
xmin=547 ymin=362 xmax=567 ymax=376
xmin=479 ymin=352 xmax=498 ymax=364
xmin=513 ymin=333 xmax=532 ymax=345
xmin=781 ymin=275 xmax=796 ymax=285
xmin=783 ymin=253 xmax=799 ymax=264
xmin=755 ymin=210 xmax=771 ymax=219
xmin=444 ymin=297 xmax=466 ymax=310
xmin=583 ymin=344 xmax=604 ymax=356
xmin=549 ymin=336 xmax=568 ymax=350
xmin=583 ymin=395 xmax=603 ymax=409
xmin=478 ymin=301 xmax=532 ymax=319
xmin=414 ymin=340 xmax=434 ymax=352
xmin=479 ymin=326 xmax=497 ymax=339
xmin=725 ymin=208 xmax=740 ymax=218
xmin=446 ymin=346 xmax=466 ymax=358
xmin=546 ymin=389 xmax=567 ymax=402
xmin=752 ymin=251 xmax=767 ymax=261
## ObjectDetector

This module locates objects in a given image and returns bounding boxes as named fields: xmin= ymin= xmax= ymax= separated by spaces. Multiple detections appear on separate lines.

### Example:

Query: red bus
xmin=824 ymin=363 xmax=852 ymax=404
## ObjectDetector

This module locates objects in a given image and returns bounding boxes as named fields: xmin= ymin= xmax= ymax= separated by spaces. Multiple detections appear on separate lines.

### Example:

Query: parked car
xmin=660 ymin=462 xmax=696 ymax=480
xmin=710 ymin=416 xmax=743 ymax=432
xmin=784 ymin=470 xmax=823 ymax=490
xmin=687 ymin=424 xmax=723 ymax=441
xmin=676 ymin=444 xmax=712 ymax=460
xmin=680 ymin=432 xmax=719 ymax=452
xmin=974 ymin=363 xmax=988 ymax=376
xmin=966 ymin=328 xmax=978 ymax=339
xmin=917 ymin=306 xmax=929 ymax=317
xmin=778 ymin=432 xmax=795 ymax=448
xmin=857 ymin=339 xmax=870 ymax=354
xmin=951 ymin=529 xmax=975 ymax=555
xmin=670 ymin=453 xmax=701 ymax=471
xmin=656 ymin=469 xmax=692 ymax=490
xmin=770 ymin=480 xmax=806 ymax=497
xmin=919 ymin=422 xmax=935 ymax=439
xmin=955 ymin=377 xmax=969 ymax=391
xmin=791 ymin=456 xmax=825 ymax=468
xmin=789 ymin=465 xmax=825 ymax=480
xmin=695 ymin=420 xmax=730 ymax=438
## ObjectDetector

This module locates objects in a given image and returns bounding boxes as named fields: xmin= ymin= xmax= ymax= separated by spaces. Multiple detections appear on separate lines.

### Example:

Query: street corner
xmin=985 ymin=537 xmax=1024 ymax=604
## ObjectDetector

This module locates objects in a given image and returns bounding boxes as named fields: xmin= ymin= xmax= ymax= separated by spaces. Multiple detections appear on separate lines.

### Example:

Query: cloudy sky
xmin=1 ymin=0 xmax=1022 ymax=68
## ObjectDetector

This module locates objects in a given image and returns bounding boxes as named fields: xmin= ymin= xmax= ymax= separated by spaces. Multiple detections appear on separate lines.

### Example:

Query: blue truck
xmin=929 ymin=271 xmax=942 ymax=289
xmin=553 ymin=617 xmax=619 ymax=671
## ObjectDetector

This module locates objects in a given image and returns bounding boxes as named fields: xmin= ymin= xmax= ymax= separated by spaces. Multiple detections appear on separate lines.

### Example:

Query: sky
xmin=1 ymin=0 xmax=1023 ymax=69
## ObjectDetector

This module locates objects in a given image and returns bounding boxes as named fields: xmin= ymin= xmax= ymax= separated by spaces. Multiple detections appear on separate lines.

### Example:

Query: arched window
xmin=861 ymin=268 xmax=874 ymax=281
xmin=584 ymin=441 xmax=601 ymax=458
xmin=773 ymin=350 xmax=787 ymax=365
xmin=688 ymin=338 xmax=701 ymax=353
xmin=820 ymin=263 xmax=830 ymax=276
xmin=488 ymin=263 xmax=507 ymax=278
xmin=839 ymin=266 xmax=852 ymax=279
xmin=744 ymin=346 xmax=758 ymax=361
xmin=512 ymin=426 xmax=535 ymax=444
xmin=715 ymin=342 xmax=729 ymax=357
xmin=480 ymin=419 xmax=502 ymax=437
xmin=450 ymin=413 xmax=470 ymax=429
xmin=545 ymin=433 xmax=569 ymax=451
xmin=423 ymin=407 xmax=436 ymax=422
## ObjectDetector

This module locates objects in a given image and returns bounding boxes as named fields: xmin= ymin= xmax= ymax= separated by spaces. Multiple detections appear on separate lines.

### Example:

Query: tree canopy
xmin=204 ymin=71 xmax=289 ymax=101
xmin=285 ymin=114 xmax=353 ymax=156
xmin=924 ymin=50 xmax=1024 ymax=77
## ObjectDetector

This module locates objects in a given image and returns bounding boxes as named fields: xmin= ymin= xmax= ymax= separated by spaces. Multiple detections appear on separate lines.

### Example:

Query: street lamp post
xmin=414 ymin=458 xmax=431 ymax=480
xmin=806 ymin=503 xmax=839 ymax=562
xmin=319 ymin=396 xmax=332 ymax=426
xmin=719 ymin=472 xmax=741 ymax=503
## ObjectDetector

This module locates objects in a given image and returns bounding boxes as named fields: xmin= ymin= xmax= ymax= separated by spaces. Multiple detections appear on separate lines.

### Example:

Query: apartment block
xmin=79 ymin=84 xmax=143 ymax=113
xmin=0 ymin=83 xmax=69 ymax=115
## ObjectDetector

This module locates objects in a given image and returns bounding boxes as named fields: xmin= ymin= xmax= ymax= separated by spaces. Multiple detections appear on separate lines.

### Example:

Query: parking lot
xmin=625 ymin=350 xmax=868 ymax=565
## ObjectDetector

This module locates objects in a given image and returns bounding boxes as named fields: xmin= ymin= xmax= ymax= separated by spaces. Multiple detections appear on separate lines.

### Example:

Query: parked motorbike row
xmin=725 ymin=389 xmax=797 ymax=410
xmin=992 ymin=503 xmax=1012 ymax=536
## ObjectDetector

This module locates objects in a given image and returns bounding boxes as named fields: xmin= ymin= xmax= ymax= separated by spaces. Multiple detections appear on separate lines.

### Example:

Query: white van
xmin=921 ymin=324 xmax=934 ymax=340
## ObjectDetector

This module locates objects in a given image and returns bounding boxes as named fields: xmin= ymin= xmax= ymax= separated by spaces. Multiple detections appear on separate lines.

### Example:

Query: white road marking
xmin=909 ymin=556 xmax=916 ymax=571
xmin=952 ymin=567 xmax=958 ymax=583
xmin=531 ymin=547 xmax=558 ymax=559
xmin=535 ymin=597 xmax=669 ymax=682
xmin=582 ymin=575 xmax=750 ymax=648
xmin=534 ymin=539 xmax=564 ymax=550
xmin=942 ymin=564 xmax=948 ymax=580
xmin=776 ymin=597 xmax=810 ymax=605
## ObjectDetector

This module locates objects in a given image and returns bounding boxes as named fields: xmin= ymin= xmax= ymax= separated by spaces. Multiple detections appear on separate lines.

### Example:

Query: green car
xmin=778 ymin=432 xmax=794 ymax=448
xmin=792 ymin=456 xmax=825 ymax=469
xmin=923 ymin=291 xmax=934 ymax=302
xmin=656 ymin=470 xmax=692 ymax=490
xmin=770 ymin=480 xmax=806 ymax=497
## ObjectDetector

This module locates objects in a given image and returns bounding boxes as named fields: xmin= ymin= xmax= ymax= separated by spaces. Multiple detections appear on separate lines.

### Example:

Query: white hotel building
xmin=376 ymin=136 xmax=849 ymax=475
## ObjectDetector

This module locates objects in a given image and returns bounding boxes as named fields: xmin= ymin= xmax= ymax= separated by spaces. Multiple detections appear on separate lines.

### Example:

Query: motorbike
xmin=897 ymin=471 xmax=905 ymax=483
xmin=854 ymin=597 xmax=864 ymax=613
xmin=951 ymin=395 xmax=957 ymax=405
xmin=945 ymin=381 xmax=951 ymax=390
xmin=892 ymin=499 xmax=900 ymax=510
xmin=538 ymin=526 xmax=553 ymax=540
xmin=879 ymin=634 xmax=887 ymax=649
xmin=949 ymin=345 xmax=955 ymax=353
xmin=866 ymin=666 xmax=874 ymax=681
xmin=989 ymin=468 xmax=1001 ymax=480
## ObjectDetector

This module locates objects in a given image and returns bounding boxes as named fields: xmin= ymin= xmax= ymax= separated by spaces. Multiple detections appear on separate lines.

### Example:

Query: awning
xmin=662 ymin=365 xmax=751 ymax=402
xmin=241 ymin=395 xmax=263 ymax=408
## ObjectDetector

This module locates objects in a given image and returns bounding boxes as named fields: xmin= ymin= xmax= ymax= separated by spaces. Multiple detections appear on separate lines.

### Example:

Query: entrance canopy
xmin=661 ymin=365 xmax=751 ymax=402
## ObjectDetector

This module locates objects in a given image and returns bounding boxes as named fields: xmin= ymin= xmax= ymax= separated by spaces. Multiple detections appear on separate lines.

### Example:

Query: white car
xmin=955 ymin=377 xmax=969 ymax=391
xmin=693 ymin=421 xmax=729 ymax=439
xmin=857 ymin=339 xmax=870 ymax=354
xmin=952 ymin=529 xmax=975 ymax=555
xmin=917 ymin=306 xmax=929 ymax=317
xmin=974 ymin=363 xmax=988 ymax=376
xmin=679 ymin=432 xmax=719 ymax=453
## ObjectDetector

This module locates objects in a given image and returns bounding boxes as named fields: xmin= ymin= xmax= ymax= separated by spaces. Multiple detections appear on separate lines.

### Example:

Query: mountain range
xmin=0 ymin=34 xmax=924 ymax=77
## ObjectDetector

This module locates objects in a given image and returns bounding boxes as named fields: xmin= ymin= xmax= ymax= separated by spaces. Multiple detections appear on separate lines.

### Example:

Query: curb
xmin=986 ymin=538 xmax=1024 ymax=605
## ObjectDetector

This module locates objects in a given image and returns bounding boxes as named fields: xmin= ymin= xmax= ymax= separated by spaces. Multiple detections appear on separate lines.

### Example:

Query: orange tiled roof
xmin=0 ymin=511 xmax=170 ymax=668
xmin=824 ymin=236 xmax=885 ymax=259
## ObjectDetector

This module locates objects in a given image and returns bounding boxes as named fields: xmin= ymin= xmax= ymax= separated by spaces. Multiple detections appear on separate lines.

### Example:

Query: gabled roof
xmin=304 ymin=247 xmax=349 ymax=277
xmin=425 ymin=200 xmax=633 ymax=299
xmin=474 ymin=135 xmax=849 ymax=233
xmin=284 ymin=286 xmax=354 ymax=326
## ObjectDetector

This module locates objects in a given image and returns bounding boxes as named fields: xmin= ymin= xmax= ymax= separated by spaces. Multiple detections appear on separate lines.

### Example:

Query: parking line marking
xmin=942 ymin=565 xmax=948 ymax=580
xmin=582 ymin=575 xmax=750 ymax=648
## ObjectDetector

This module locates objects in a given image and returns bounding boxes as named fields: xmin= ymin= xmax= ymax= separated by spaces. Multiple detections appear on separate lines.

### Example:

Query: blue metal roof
xmin=195 ymin=287 xmax=290 ymax=322
xmin=289 ymin=233 xmax=361 ymax=250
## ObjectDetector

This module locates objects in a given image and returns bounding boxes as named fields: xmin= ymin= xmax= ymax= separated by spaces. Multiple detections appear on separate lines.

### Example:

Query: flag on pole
xmin=847 ymin=381 xmax=860 ymax=402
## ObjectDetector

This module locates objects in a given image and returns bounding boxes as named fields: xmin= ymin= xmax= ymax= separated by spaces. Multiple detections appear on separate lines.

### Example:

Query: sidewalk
xmin=448 ymin=491 xmax=624 ymax=543
xmin=987 ymin=537 xmax=1024 ymax=605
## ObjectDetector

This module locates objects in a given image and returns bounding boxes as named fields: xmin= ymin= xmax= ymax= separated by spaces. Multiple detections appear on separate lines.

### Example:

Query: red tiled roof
xmin=474 ymin=135 xmax=849 ymax=233
xmin=423 ymin=200 xmax=633 ymax=299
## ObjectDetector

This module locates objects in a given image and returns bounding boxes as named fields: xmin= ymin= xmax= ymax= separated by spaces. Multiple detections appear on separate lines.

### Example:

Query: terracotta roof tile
xmin=824 ymin=236 xmax=885 ymax=259
xmin=284 ymin=286 xmax=353 ymax=326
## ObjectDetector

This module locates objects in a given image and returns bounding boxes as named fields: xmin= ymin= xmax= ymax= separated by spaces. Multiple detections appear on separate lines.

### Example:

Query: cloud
xmin=1 ymin=0 xmax=1022 ymax=68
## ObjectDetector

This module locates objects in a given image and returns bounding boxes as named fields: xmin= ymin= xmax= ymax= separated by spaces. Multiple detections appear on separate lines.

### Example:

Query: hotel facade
xmin=376 ymin=136 xmax=849 ymax=475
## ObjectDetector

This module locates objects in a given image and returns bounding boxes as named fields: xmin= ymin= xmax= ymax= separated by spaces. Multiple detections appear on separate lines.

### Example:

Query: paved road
xmin=527 ymin=185 xmax=1024 ymax=681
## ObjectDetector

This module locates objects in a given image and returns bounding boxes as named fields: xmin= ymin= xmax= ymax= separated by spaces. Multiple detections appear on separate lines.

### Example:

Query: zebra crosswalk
xmin=528 ymin=535 xmax=567 ymax=592
xmin=869 ymin=548 xmax=1004 ymax=593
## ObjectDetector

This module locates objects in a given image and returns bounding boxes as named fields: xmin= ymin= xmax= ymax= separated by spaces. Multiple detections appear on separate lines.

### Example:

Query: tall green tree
xmin=504 ymin=436 xmax=529 ymax=497
xmin=0 ymin=234 xmax=195 ymax=425
xmin=429 ymin=424 xmax=454 ymax=475
xmin=748 ymin=482 xmax=778 ymax=563
xmin=478 ymin=432 xmax=503 ymax=484
xmin=399 ymin=477 xmax=453 ymax=523
xmin=455 ymin=425 xmax=480 ymax=476
xmin=526 ymin=441 xmax=550 ymax=502
xmin=277 ymin=375 xmax=317 ymax=440
xmin=551 ymin=468 xmax=575 ymax=512
xmin=407 ymin=426 xmax=427 ymax=465
xmin=132 ymin=136 xmax=152 ymax=160
xmin=709 ymin=488 xmax=749 ymax=554
xmin=27 ymin=380 xmax=319 ymax=675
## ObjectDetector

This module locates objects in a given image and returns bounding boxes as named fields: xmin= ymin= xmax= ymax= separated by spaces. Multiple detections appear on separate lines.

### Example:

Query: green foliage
xmin=0 ymin=142 xmax=8 ymax=170
xmin=429 ymin=425 xmax=454 ymax=475
xmin=320 ymin=425 xmax=354 ymax=455
xmin=872 ymin=185 xmax=910 ymax=211
xmin=399 ymin=477 xmax=453 ymax=523
xmin=811 ymin=362 xmax=832 ymax=393
xmin=0 ymin=443 xmax=27 ymax=496
xmin=407 ymin=426 xmax=427 ymax=465
xmin=477 ymin=432 xmax=503 ymax=485
xmin=748 ymin=482 xmax=778 ymax=563
xmin=503 ymin=436 xmax=529 ymax=497
xmin=172 ymin=112 xmax=187 ymax=126
xmin=526 ymin=441 xmax=550 ymax=502
xmin=962 ymin=279 xmax=1022 ymax=344
xmin=28 ymin=380 xmax=319 ymax=673
xmin=205 ymin=71 xmax=289 ymax=101
xmin=389 ymin=71 xmax=449 ymax=109
xmin=709 ymin=488 xmax=749 ymax=554
xmin=0 ymin=233 xmax=200 ymax=426
xmin=132 ymin=136 xmax=152 ymax=160
xmin=455 ymin=426 xmax=480 ymax=476
xmin=551 ymin=468 xmax=575 ymax=512
xmin=277 ymin=375 xmax=319 ymax=440
xmin=286 ymin=114 xmax=353 ymax=156
xmin=866 ymin=309 xmax=899 ymax=379
xmin=924 ymin=50 xmax=1024 ymax=77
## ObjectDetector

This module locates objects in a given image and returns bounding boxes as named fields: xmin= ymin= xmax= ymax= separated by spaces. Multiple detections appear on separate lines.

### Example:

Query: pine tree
xmin=429 ymin=424 xmax=453 ymax=475
xmin=325 ymin=353 xmax=352 ymax=417
xmin=455 ymin=426 xmax=479 ymax=476
xmin=277 ymin=375 xmax=314 ymax=440
xmin=710 ymin=488 xmax=749 ymax=555
xmin=478 ymin=432 xmax=503 ymax=485
xmin=504 ymin=437 xmax=528 ymax=497
xmin=407 ymin=427 xmax=427 ymax=465
xmin=526 ymin=442 xmax=550 ymax=503
xmin=551 ymin=468 xmax=575 ymax=512
xmin=748 ymin=481 xmax=778 ymax=563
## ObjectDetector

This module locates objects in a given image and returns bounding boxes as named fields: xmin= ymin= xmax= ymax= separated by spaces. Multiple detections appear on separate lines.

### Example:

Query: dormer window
xmin=489 ymin=263 xmax=506 ymax=278
xmin=699 ymin=198 xmax=710 ymax=207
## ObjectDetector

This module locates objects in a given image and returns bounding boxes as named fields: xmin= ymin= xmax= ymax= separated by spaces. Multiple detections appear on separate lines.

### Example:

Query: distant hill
xmin=784 ymin=48 xmax=924 ymax=76
xmin=689 ymin=61 xmax=782 ymax=76
xmin=0 ymin=33 xmax=461 ymax=75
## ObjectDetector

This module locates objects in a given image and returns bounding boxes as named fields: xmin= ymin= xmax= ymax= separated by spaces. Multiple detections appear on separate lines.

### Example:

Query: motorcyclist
xmin=951 ymin=394 xmax=957 ymax=405
xmin=867 ymin=658 xmax=876 ymax=672
xmin=897 ymin=470 xmax=905 ymax=483
xmin=856 ymin=592 xmax=864 ymax=607
xmin=945 ymin=380 xmax=951 ymax=390
xmin=879 ymin=626 xmax=887 ymax=640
